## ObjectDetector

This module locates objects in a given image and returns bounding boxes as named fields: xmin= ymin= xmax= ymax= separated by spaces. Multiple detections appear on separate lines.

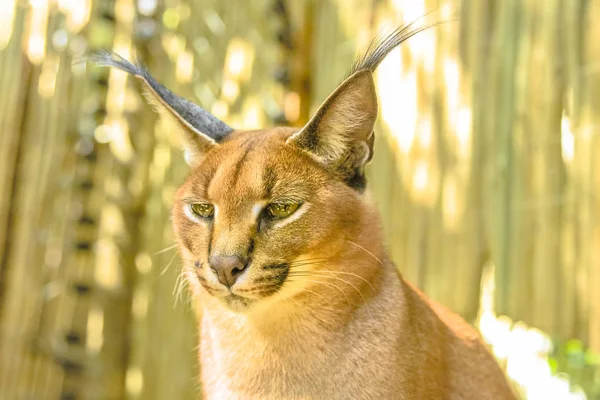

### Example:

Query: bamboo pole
xmin=581 ymin=0 xmax=600 ymax=354
xmin=486 ymin=0 xmax=520 ymax=318
xmin=458 ymin=0 xmax=495 ymax=321
xmin=0 ymin=6 xmax=28 ymax=293
xmin=527 ymin=0 xmax=564 ymax=336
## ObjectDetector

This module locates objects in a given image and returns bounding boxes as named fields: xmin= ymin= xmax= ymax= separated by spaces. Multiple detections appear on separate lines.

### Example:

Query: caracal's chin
xmin=220 ymin=294 xmax=256 ymax=312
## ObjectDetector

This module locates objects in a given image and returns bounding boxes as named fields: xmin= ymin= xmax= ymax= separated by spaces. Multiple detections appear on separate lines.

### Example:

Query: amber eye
xmin=189 ymin=203 xmax=214 ymax=218
xmin=266 ymin=203 xmax=300 ymax=219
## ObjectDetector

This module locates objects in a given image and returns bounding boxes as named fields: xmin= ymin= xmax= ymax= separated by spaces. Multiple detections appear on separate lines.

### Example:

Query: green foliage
xmin=550 ymin=338 xmax=600 ymax=398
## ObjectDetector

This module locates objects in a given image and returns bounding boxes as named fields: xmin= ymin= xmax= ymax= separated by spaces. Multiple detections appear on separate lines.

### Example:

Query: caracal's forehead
xmin=181 ymin=128 xmax=327 ymax=209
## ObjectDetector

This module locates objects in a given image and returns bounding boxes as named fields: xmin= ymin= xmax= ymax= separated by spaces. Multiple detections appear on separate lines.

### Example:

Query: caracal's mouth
xmin=194 ymin=260 xmax=292 ymax=311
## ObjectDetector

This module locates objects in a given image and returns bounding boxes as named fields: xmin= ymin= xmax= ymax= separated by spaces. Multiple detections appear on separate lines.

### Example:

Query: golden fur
xmin=172 ymin=128 xmax=516 ymax=399
xmin=90 ymin=23 xmax=517 ymax=400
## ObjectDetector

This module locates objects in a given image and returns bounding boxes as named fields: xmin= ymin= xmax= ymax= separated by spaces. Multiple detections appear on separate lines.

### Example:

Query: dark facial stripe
xmin=200 ymin=283 xmax=219 ymax=294
xmin=204 ymin=137 xmax=253 ymax=197
xmin=263 ymin=265 xmax=289 ymax=288
xmin=207 ymin=220 xmax=214 ymax=257
xmin=262 ymin=166 xmax=277 ymax=198
xmin=202 ymin=162 xmax=220 ymax=200
xmin=239 ymin=268 xmax=288 ymax=296
xmin=230 ymin=140 xmax=255 ymax=186
xmin=256 ymin=288 xmax=280 ymax=297
xmin=262 ymin=263 xmax=288 ymax=270
xmin=236 ymin=282 xmax=282 ymax=291
xmin=253 ymin=275 xmax=280 ymax=283
xmin=247 ymin=238 xmax=255 ymax=257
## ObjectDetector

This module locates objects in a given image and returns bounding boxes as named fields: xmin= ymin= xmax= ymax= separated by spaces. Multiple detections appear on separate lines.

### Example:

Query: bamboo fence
xmin=0 ymin=0 xmax=598 ymax=399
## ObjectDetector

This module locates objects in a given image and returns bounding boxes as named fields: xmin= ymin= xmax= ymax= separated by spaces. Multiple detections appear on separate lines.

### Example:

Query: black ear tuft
xmin=347 ymin=15 xmax=444 ymax=76
xmin=287 ymin=18 xmax=440 ymax=191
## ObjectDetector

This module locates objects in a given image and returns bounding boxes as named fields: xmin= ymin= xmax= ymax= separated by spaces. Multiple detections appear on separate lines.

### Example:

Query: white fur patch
xmin=251 ymin=202 xmax=266 ymax=221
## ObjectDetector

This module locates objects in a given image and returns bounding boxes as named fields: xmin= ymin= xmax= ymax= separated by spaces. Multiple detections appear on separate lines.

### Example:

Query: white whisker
xmin=314 ymin=270 xmax=376 ymax=291
xmin=154 ymin=243 xmax=178 ymax=255
xmin=160 ymin=251 xmax=179 ymax=276
xmin=346 ymin=240 xmax=383 ymax=265
xmin=287 ymin=276 xmax=350 ymax=306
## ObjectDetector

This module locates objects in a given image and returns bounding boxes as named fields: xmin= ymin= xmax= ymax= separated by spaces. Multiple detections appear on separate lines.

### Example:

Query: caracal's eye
xmin=266 ymin=203 xmax=300 ymax=219
xmin=189 ymin=202 xmax=214 ymax=218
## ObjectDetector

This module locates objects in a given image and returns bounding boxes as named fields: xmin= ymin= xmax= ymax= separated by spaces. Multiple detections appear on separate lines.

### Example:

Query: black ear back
xmin=86 ymin=50 xmax=233 ymax=165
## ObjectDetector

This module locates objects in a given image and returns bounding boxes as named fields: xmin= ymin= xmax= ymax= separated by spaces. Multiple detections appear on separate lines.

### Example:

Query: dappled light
xmin=0 ymin=0 xmax=598 ymax=399
xmin=478 ymin=264 xmax=588 ymax=400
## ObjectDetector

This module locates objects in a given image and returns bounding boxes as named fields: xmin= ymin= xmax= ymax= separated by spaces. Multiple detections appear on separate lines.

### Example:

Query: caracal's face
xmin=89 ymin=53 xmax=378 ymax=313
xmin=173 ymin=127 xmax=365 ymax=312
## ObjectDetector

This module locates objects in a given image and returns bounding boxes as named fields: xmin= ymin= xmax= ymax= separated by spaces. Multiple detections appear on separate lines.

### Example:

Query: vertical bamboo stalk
xmin=0 ymin=6 xmax=28 ymax=293
xmin=505 ymin=0 xmax=534 ymax=325
xmin=529 ymin=0 xmax=564 ymax=336
xmin=581 ymin=0 xmax=600 ymax=354
xmin=558 ymin=0 xmax=583 ymax=342
xmin=461 ymin=0 xmax=494 ymax=321
xmin=488 ymin=0 xmax=520 ymax=316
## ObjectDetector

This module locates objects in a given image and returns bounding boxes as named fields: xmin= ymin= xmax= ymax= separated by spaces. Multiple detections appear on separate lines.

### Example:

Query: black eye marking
xmin=207 ymin=220 xmax=214 ymax=255
xmin=257 ymin=207 xmax=269 ymax=232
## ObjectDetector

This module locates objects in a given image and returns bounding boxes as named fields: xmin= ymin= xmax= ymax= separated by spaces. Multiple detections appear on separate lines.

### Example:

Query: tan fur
xmin=172 ymin=127 xmax=516 ymax=399
xmin=92 ymin=27 xmax=516 ymax=398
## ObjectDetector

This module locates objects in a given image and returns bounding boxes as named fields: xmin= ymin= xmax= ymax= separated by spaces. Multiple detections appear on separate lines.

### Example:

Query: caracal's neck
xmin=200 ymin=259 xmax=394 ymax=342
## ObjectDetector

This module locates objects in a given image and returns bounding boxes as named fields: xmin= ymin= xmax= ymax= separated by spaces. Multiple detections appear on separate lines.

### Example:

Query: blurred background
xmin=0 ymin=0 xmax=598 ymax=399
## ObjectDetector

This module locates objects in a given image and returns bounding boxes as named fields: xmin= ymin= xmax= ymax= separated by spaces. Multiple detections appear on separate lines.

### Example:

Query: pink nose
xmin=209 ymin=256 xmax=248 ymax=287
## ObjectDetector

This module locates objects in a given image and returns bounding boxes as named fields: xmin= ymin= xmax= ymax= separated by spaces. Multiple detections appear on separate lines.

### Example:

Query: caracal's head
xmin=88 ymin=27 xmax=413 ymax=311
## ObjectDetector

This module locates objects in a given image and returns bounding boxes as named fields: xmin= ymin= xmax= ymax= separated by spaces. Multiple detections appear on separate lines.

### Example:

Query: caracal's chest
xmin=198 ymin=312 xmax=405 ymax=400
xmin=199 ymin=319 xmax=339 ymax=399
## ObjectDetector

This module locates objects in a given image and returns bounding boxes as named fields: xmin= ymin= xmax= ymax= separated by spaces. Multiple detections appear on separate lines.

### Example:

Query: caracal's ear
xmin=286 ymin=70 xmax=377 ymax=190
xmin=85 ymin=51 xmax=233 ymax=166
xmin=287 ymin=21 xmax=439 ymax=191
